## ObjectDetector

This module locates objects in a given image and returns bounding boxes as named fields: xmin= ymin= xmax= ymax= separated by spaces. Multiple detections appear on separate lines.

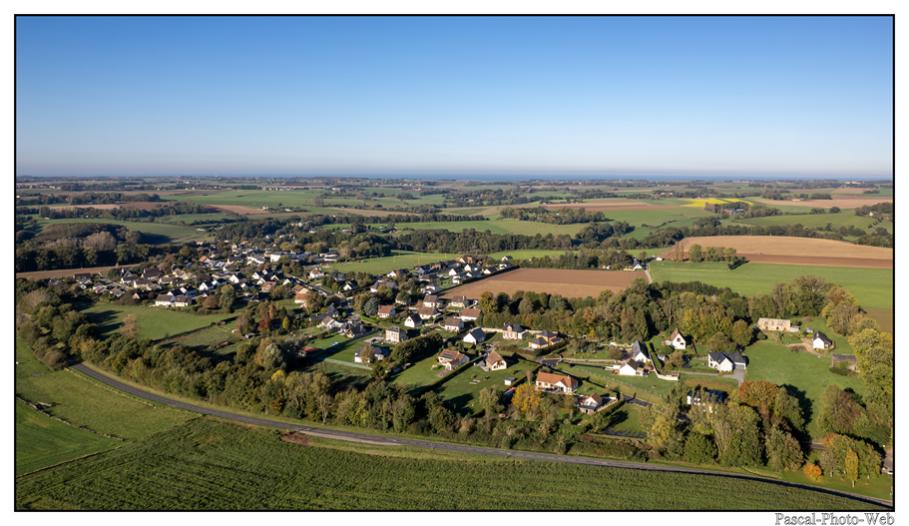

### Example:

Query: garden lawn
xmin=83 ymin=302 xmax=234 ymax=341
xmin=650 ymin=261 xmax=892 ymax=310
xmin=435 ymin=359 xmax=538 ymax=414
xmin=15 ymin=399 xmax=119 ymax=475
xmin=393 ymin=352 xmax=449 ymax=390
xmin=744 ymin=341 xmax=866 ymax=439
xmin=554 ymin=363 xmax=676 ymax=403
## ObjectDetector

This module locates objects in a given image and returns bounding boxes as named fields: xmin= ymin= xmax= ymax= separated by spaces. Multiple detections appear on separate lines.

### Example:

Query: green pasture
xmin=650 ymin=261 xmax=892 ymax=310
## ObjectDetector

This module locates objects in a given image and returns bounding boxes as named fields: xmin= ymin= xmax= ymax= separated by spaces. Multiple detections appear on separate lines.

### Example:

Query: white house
xmin=617 ymin=362 xmax=641 ymax=376
xmin=535 ymin=371 xmax=577 ymax=395
xmin=629 ymin=341 xmax=651 ymax=363
xmin=707 ymin=352 xmax=735 ymax=372
xmin=385 ymin=327 xmax=406 ymax=344
xmin=665 ymin=329 xmax=687 ymax=351
xmin=404 ymin=314 xmax=422 ymax=329
xmin=485 ymin=351 xmax=507 ymax=371
xmin=813 ymin=332 xmax=834 ymax=351
xmin=463 ymin=327 xmax=486 ymax=345
xmin=442 ymin=317 xmax=464 ymax=333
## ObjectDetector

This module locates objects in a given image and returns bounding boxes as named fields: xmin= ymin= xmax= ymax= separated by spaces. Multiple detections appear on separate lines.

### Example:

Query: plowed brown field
xmin=442 ymin=268 xmax=645 ymax=299
xmin=668 ymin=236 xmax=892 ymax=269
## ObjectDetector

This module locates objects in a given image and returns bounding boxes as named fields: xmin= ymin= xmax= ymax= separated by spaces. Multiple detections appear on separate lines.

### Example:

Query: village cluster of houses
xmin=67 ymin=240 xmax=346 ymax=309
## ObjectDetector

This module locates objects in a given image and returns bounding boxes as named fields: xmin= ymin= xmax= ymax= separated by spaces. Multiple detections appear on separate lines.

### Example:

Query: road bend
xmin=71 ymin=363 xmax=892 ymax=508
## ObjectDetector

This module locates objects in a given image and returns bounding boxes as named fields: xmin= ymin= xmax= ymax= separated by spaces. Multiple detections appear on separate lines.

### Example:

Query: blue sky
xmin=15 ymin=16 xmax=893 ymax=178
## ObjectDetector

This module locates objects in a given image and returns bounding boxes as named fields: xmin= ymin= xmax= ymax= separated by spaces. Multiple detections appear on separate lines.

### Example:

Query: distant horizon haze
xmin=15 ymin=16 xmax=893 ymax=178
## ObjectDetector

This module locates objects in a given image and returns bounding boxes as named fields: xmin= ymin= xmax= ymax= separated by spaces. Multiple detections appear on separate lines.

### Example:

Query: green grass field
xmin=15 ymin=418 xmax=880 ymax=510
xmin=16 ymin=337 xmax=193 ymax=440
xmin=165 ymin=323 xmax=237 ymax=348
xmin=650 ymin=261 xmax=893 ymax=310
xmin=168 ymin=189 xmax=443 ymax=213
xmin=731 ymin=213 xmax=886 ymax=232
xmin=597 ymin=207 xmax=714 ymax=240
xmin=37 ymin=217 xmax=206 ymax=244
xmin=83 ymin=302 xmax=234 ymax=341
xmin=15 ymin=399 xmax=120 ymax=475
xmin=744 ymin=341 xmax=866 ymax=439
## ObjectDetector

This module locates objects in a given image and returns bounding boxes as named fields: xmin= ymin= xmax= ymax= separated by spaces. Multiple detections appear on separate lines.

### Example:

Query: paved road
xmin=71 ymin=363 xmax=892 ymax=508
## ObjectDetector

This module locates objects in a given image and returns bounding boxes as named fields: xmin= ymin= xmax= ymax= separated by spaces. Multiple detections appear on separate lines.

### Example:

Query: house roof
xmin=460 ymin=308 xmax=481 ymax=318
xmin=443 ymin=317 xmax=462 ymax=327
xmin=504 ymin=323 xmax=524 ymax=332
xmin=465 ymin=328 xmax=485 ymax=339
xmin=378 ymin=305 xmax=395 ymax=314
xmin=486 ymin=351 xmax=505 ymax=366
xmin=708 ymin=351 xmax=730 ymax=363
xmin=438 ymin=349 xmax=466 ymax=362
xmin=536 ymin=371 xmax=577 ymax=388
xmin=814 ymin=331 xmax=833 ymax=345
xmin=727 ymin=352 xmax=747 ymax=365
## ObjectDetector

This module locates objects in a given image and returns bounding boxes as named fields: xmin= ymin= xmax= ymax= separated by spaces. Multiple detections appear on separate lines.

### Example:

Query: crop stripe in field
xmin=69 ymin=363 xmax=892 ymax=508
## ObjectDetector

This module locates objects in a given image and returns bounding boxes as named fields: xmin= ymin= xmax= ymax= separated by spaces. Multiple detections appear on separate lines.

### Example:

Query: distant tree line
xmin=500 ymin=206 xmax=611 ymax=224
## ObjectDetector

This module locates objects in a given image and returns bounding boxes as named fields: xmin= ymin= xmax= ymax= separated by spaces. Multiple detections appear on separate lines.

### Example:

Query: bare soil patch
xmin=280 ymin=433 xmax=310 ymax=446
xmin=668 ymin=236 xmax=892 ymax=269
xmin=753 ymin=197 xmax=892 ymax=209
xmin=442 ymin=268 xmax=644 ymax=299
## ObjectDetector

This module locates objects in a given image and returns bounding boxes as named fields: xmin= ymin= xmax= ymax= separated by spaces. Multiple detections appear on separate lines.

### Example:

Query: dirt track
xmin=442 ymin=268 xmax=645 ymax=299
xmin=669 ymin=236 xmax=892 ymax=269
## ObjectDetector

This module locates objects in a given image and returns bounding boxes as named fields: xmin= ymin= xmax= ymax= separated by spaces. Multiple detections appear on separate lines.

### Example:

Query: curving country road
xmin=71 ymin=363 xmax=893 ymax=508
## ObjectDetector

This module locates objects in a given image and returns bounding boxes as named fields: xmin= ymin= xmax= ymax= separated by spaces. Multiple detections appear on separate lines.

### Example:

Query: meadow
xmin=15 ymin=399 xmax=119 ymax=475
xmin=83 ymin=302 xmax=235 ymax=341
xmin=36 ymin=217 xmax=206 ymax=244
xmin=168 ymin=189 xmax=444 ymax=213
xmin=15 ymin=337 xmax=194 ymax=475
xmin=744 ymin=341 xmax=866 ymax=439
xmin=15 ymin=418 xmax=880 ymax=510
xmin=731 ymin=212 xmax=887 ymax=232
xmin=650 ymin=261 xmax=893 ymax=310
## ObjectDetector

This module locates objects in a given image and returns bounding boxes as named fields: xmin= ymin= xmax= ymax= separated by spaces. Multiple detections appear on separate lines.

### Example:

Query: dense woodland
xmin=14 ymin=223 xmax=156 ymax=272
